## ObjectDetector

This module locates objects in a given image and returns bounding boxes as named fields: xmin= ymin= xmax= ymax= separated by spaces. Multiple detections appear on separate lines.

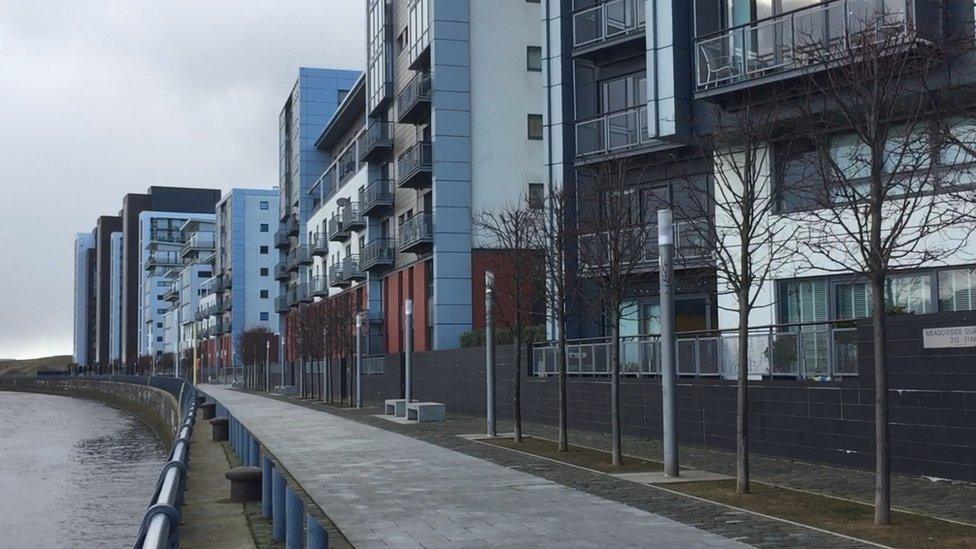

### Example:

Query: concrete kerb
xmin=203 ymin=390 xmax=352 ymax=549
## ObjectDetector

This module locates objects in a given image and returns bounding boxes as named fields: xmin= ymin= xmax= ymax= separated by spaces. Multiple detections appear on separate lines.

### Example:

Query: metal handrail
xmin=135 ymin=380 xmax=198 ymax=549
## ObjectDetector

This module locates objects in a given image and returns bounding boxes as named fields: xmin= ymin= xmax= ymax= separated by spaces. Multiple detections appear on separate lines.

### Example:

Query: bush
xmin=459 ymin=325 xmax=546 ymax=348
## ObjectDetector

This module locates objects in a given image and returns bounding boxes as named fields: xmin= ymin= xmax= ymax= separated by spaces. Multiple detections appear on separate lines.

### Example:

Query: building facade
xmin=72 ymin=233 xmax=96 ymax=368
xmin=108 ymin=231 xmax=123 ymax=369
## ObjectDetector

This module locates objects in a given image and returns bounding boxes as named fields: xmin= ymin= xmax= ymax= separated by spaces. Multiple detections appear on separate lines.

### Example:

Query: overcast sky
xmin=0 ymin=2 xmax=364 ymax=359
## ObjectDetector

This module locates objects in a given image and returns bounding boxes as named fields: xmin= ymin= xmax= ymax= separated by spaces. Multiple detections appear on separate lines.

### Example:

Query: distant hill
xmin=0 ymin=355 xmax=73 ymax=376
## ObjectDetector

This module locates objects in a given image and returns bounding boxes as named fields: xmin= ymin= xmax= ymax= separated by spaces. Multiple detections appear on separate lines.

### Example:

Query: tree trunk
xmin=557 ymin=308 xmax=569 ymax=452
xmin=514 ymin=332 xmax=523 ymax=443
xmin=610 ymin=316 xmax=622 ymax=466
xmin=872 ymin=275 xmax=891 ymax=525
xmin=736 ymin=287 xmax=750 ymax=495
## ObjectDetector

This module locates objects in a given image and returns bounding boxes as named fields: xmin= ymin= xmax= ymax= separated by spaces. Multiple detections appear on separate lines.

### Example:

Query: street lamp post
xmin=355 ymin=313 xmax=363 ymax=409
xmin=404 ymin=299 xmax=413 ymax=405
xmin=266 ymin=338 xmax=271 ymax=392
xmin=485 ymin=271 xmax=497 ymax=437
xmin=658 ymin=209 xmax=679 ymax=477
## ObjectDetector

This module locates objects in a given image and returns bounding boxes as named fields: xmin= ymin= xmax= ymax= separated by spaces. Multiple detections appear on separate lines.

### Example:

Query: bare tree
xmin=323 ymin=291 xmax=357 ymax=405
xmin=789 ymin=7 xmax=976 ymax=524
xmin=675 ymin=91 xmax=799 ymax=494
xmin=239 ymin=327 xmax=274 ymax=390
xmin=532 ymin=183 xmax=580 ymax=452
xmin=575 ymin=157 xmax=652 ymax=466
xmin=294 ymin=299 xmax=325 ymax=399
xmin=474 ymin=195 xmax=544 ymax=443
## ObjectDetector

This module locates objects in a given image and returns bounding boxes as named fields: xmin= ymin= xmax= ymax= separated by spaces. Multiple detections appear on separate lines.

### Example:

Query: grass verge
xmin=483 ymin=436 xmax=662 ymax=473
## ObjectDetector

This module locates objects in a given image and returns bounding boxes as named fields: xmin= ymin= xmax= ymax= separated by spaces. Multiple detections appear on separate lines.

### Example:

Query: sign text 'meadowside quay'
xmin=922 ymin=326 xmax=976 ymax=349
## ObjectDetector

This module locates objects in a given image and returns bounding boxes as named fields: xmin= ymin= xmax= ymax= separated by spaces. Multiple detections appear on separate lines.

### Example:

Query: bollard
xmin=262 ymin=456 xmax=273 ymax=519
xmin=285 ymin=486 xmax=304 ymax=549
xmin=307 ymin=514 xmax=329 ymax=549
xmin=210 ymin=417 xmax=229 ymax=441
xmin=272 ymin=467 xmax=286 ymax=542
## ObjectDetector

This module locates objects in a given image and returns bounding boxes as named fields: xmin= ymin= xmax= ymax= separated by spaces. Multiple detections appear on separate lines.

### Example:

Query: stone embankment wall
xmin=0 ymin=377 xmax=181 ymax=448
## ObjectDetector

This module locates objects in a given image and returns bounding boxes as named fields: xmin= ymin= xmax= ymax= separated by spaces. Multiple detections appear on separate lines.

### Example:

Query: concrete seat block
xmin=210 ymin=416 xmax=229 ymax=441
xmin=225 ymin=466 xmax=262 ymax=502
xmin=274 ymin=385 xmax=299 ymax=396
xmin=405 ymin=402 xmax=446 ymax=423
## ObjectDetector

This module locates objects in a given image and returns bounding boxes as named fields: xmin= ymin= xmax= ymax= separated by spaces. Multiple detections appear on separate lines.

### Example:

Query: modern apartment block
xmin=72 ymin=233 xmax=96 ymax=367
xmin=93 ymin=215 xmax=122 ymax=369
xmin=164 ymin=218 xmax=216 ymax=375
xmin=540 ymin=0 xmax=976 ymax=377
xmin=206 ymin=189 xmax=281 ymax=370
xmin=108 ymin=231 xmax=123 ymax=368
xmin=358 ymin=0 xmax=546 ymax=352
xmin=120 ymin=187 xmax=221 ymax=370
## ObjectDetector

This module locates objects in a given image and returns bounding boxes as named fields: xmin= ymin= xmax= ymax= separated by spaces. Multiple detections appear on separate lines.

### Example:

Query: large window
xmin=939 ymin=268 xmax=976 ymax=312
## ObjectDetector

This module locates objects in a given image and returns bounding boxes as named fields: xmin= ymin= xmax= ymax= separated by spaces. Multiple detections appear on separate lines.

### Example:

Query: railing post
xmin=272 ymin=468 xmax=286 ymax=542
xmin=285 ymin=486 xmax=304 ymax=549
xmin=262 ymin=456 xmax=273 ymax=519
xmin=658 ymin=209 xmax=679 ymax=478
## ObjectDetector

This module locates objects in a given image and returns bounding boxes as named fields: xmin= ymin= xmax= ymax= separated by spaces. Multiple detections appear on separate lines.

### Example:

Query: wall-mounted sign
xmin=922 ymin=326 xmax=976 ymax=349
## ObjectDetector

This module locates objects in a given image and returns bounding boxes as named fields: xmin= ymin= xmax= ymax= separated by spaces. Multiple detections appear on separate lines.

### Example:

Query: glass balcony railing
xmin=311 ymin=275 xmax=329 ymax=297
xmin=328 ymin=262 xmax=348 ymax=288
xmin=573 ymin=0 xmax=646 ymax=49
xmin=576 ymin=106 xmax=650 ymax=157
xmin=180 ymin=233 xmax=214 ymax=257
xmin=396 ymin=141 xmax=432 ymax=189
xmin=274 ymin=228 xmax=290 ymax=249
xmin=361 ymin=239 xmax=396 ymax=271
xmin=340 ymin=255 xmax=365 ymax=281
xmin=310 ymin=232 xmax=328 ymax=257
xmin=341 ymin=202 xmax=365 ymax=231
xmin=695 ymin=0 xmax=923 ymax=91
xmin=398 ymin=212 xmax=433 ymax=253
xmin=578 ymin=218 xmax=711 ymax=271
xmin=361 ymin=179 xmax=394 ymax=215
xmin=328 ymin=214 xmax=349 ymax=242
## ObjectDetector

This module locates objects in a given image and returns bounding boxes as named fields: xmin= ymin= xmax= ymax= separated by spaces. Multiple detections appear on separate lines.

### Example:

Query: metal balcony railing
xmin=359 ymin=121 xmax=393 ymax=162
xmin=396 ymin=72 xmax=432 ymax=124
xmin=361 ymin=239 xmax=396 ymax=271
xmin=361 ymin=179 xmax=394 ymax=216
xmin=275 ymin=296 xmax=288 ymax=313
xmin=577 ymin=218 xmax=712 ymax=271
xmin=573 ymin=0 xmax=646 ymax=49
xmin=695 ymin=0 xmax=927 ymax=91
xmin=328 ymin=262 xmax=348 ymax=288
xmin=274 ymin=262 xmax=290 ymax=281
xmin=327 ymin=214 xmax=349 ymax=242
xmin=396 ymin=141 xmax=432 ymax=189
xmin=576 ymin=105 xmax=651 ymax=157
xmin=297 ymin=283 xmax=311 ymax=303
xmin=311 ymin=275 xmax=329 ymax=297
xmin=398 ymin=212 xmax=433 ymax=253
xmin=341 ymin=202 xmax=365 ymax=231
xmin=221 ymin=272 xmax=233 ymax=289
xmin=274 ymin=228 xmax=290 ymax=249
xmin=285 ymin=216 xmax=299 ymax=236
xmin=146 ymin=251 xmax=181 ymax=271
xmin=180 ymin=233 xmax=215 ymax=258
xmin=310 ymin=232 xmax=328 ymax=257
xmin=287 ymin=246 xmax=310 ymax=270
xmin=340 ymin=255 xmax=365 ymax=281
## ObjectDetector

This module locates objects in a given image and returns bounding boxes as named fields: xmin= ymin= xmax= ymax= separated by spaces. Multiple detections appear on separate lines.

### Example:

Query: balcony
xmin=145 ymin=251 xmax=181 ymax=272
xmin=575 ymin=106 xmax=652 ymax=158
xmin=298 ymin=283 xmax=312 ymax=304
xmin=180 ymin=233 xmax=214 ymax=258
xmin=310 ymin=232 xmax=329 ymax=257
xmin=274 ymin=228 xmax=290 ymax=249
xmin=222 ymin=272 xmax=233 ymax=289
xmin=694 ymin=0 xmax=936 ymax=95
xmin=163 ymin=286 xmax=179 ymax=303
xmin=341 ymin=202 xmax=365 ymax=231
xmin=274 ymin=262 xmax=290 ymax=281
xmin=396 ymin=141 xmax=432 ymax=189
xmin=577 ymin=218 xmax=712 ymax=272
xmin=286 ymin=286 xmax=299 ymax=307
xmin=327 ymin=214 xmax=349 ymax=242
xmin=328 ymin=262 xmax=350 ymax=288
xmin=339 ymin=255 xmax=365 ymax=282
xmin=396 ymin=72 xmax=431 ymax=124
xmin=275 ymin=296 xmax=289 ymax=313
xmin=361 ymin=179 xmax=394 ymax=216
xmin=287 ymin=246 xmax=310 ymax=270
xmin=361 ymin=239 xmax=396 ymax=272
xmin=285 ymin=216 xmax=299 ymax=236
xmin=359 ymin=121 xmax=393 ymax=162
xmin=573 ymin=0 xmax=646 ymax=57
xmin=398 ymin=212 xmax=433 ymax=254
xmin=311 ymin=275 xmax=330 ymax=297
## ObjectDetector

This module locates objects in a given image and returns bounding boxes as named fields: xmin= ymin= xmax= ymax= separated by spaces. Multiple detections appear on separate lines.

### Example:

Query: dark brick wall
xmin=363 ymin=312 xmax=976 ymax=481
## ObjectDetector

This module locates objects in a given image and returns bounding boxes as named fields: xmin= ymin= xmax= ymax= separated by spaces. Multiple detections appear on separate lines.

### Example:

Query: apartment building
xmin=360 ymin=0 xmax=546 ymax=352
xmin=207 ymin=189 xmax=281 ymax=370
xmin=108 ymin=231 xmax=123 ymax=369
xmin=72 ymin=233 xmax=96 ymax=368
xmin=93 ymin=215 xmax=122 ymax=370
xmin=539 ymin=0 xmax=976 ymax=378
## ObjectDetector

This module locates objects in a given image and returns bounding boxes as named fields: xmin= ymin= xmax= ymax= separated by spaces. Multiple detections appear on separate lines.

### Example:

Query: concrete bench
xmin=210 ymin=417 xmax=229 ymax=441
xmin=406 ymin=402 xmax=446 ymax=423
xmin=200 ymin=401 xmax=216 ymax=420
xmin=225 ymin=466 xmax=262 ymax=502
xmin=385 ymin=398 xmax=418 ymax=417
xmin=274 ymin=385 xmax=299 ymax=396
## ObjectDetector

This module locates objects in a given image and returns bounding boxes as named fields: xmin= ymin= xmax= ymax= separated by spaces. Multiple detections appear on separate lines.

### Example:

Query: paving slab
xmin=614 ymin=471 xmax=736 ymax=484
xmin=202 ymin=385 xmax=749 ymax=549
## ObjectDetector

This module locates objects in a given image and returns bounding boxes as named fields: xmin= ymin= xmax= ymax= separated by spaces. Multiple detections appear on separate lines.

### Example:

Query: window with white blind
xmin=886 ymin=274 xmax=933 ymax=314
xmin=835 ymin=282 xmax=871 ymax=320
xmin=938 ymin=268 xmax=976 ymax=312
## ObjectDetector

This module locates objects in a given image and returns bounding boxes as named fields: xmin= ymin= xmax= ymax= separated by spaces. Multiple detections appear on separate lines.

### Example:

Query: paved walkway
xmin=201 ymin=385 xmax=746 ymax=548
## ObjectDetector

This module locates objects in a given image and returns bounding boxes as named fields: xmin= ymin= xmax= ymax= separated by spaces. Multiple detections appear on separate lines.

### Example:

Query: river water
xmin=0 ymin=391 xmax=165 ymax=548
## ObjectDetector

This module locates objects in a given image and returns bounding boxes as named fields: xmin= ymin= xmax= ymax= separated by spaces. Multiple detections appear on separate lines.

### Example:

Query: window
xmin=397 ymin=28 xmax=409 ymax=55
xmin=260 ymin=290 xmax=269 ymax=299
xmin=260 ymin=267 xmax=269 ymax=277
xmin=526 ymin=46 xmax=542 ymax=71
xmin=260 ymin=312 xmax=270 ymax=321
xmin=259 ymin=245 xmax=269 ymax=255
xmin=260 ymin=223 xmax=269 ymax=233
xmin=939 ymin=268 xmax=976 ymax=311
xmin=886 ymin=274 xmax=933 ymax=314
xmin=528 ymin=183 xmax=544 ymax=209
xmin=774 ymin=140 xmax=824 ymax=213
xmin=157 ymin=336 xmax=163 ymax=342
xmin=197 ymin=271 xmax=211 ymax=278
xmin=157 ymin=322 xmax=163 ymax=328
xmin=527 ymin=114 xmax=543 ymax=140
xmin=259 ymin=201 xmax=270 ymax=210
